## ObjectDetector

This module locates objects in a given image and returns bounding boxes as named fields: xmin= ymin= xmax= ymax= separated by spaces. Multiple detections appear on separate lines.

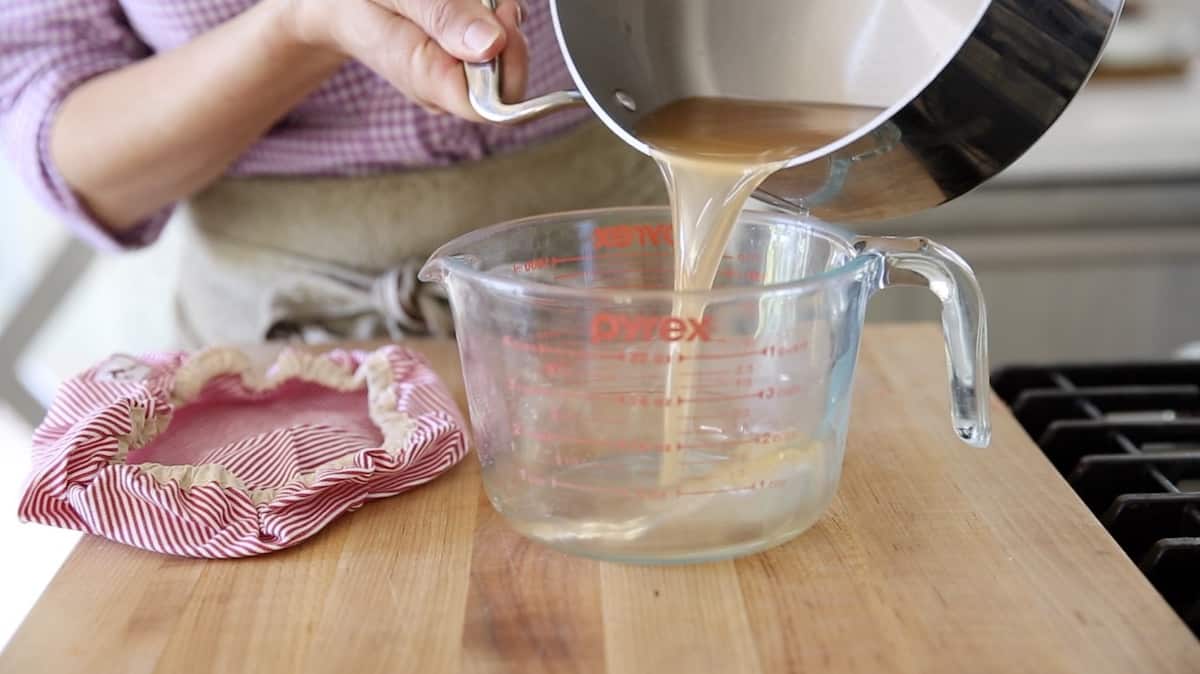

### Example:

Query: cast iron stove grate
xmin=992 ymin=363 xmax=1200 ymax=638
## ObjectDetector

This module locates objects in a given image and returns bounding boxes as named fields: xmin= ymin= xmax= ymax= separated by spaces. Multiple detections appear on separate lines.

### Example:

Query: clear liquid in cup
xmin=492 ymin=97 xmax=877 ymax=561
xmin=484 ymin=430 xmax=843 ymax=562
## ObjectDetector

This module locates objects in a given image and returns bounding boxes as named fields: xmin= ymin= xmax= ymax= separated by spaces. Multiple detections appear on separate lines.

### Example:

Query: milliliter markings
xmin=677 ymin=385 xmax=804 ymax=405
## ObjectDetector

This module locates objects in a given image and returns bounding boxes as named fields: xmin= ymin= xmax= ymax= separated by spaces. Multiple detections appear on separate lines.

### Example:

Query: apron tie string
xmin=369 ymin=260 xmax=454 ymax=339
xmin=264 ymin=257 xmax=454 ymax=343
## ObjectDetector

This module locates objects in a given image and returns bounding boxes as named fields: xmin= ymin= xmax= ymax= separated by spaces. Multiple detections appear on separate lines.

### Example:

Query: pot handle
xmin=855 ymin=236 xmax=991 ymax=447
xmin=463 ymin=0 xmax=586 ymax=124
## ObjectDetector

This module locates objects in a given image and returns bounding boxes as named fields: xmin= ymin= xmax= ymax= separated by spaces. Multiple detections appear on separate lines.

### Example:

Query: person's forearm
xmin=50 ymin=0 xmax=344 ymax=231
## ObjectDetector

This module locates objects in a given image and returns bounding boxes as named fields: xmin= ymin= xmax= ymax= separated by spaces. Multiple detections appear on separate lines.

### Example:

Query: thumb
xmin=385 ymin=0 xmax=507 ymax=62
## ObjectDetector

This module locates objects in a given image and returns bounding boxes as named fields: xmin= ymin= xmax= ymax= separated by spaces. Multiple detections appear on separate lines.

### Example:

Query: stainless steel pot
xmin=466 ymin=0 xmax=1124 ymax=222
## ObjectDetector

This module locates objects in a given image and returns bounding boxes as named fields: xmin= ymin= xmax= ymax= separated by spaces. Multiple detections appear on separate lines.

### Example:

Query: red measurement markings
xmin=584 ymin=249 xmax=673 ymax=260
xmin=512 ymin=252 xmax=666 ymax=273
xmin=516 ymin=250 xmax=760 ymax=266
xmin=678 ymin=341 xmax=807 ymax=361
xmin=543 ymin=404 xmax=584 ymax=426
xmin=676 ymin=432 xmax=798 ymax=450
xmin=516 ymin=346 xmax=675 ymax=368
xmin=614 ymin=393 xmax=676 ymax=408
xmin=576 ymin=250 xmax=759 ymax=263
xmin=553 ymin=275 xmax=674 ymax=285
xmin=503 ymin=338 xmax=800 ymax=369
xmin=673 ymin=438 xmax=745 ymax=451
xmin=508 ymin=380 xmax=689 ymax=408
xmin=538 ymin=361 xmax=574 ymax=378
xmin=761 ymin=343 xmax=807 ymax=357
xmin=593 ymin=222 xmax=673 ymax=249
xmin=677 ymin=383 xmax=808 ymax=406
xmin=553 ymin=267 xmax=764 ymax=284
xmin=548 ymin=374 xmax=752 ymax=389
xmin=672 ymin=364 xmax=754 ymax=378
xmin=507 ymin=380 xmax=632 ymax=401
xmin=539 ymin=369 xmax=640 ymax=384
xmin=705 ymin=336 xmax=756 ymax=346
xmin=512 ymin=251 xmax=661 ymax=275
xmin=605 ymin=350 xmax=671 ymax=366
xmin=673 ymin=376 xmax=757 ymax=388
xmin=675 ymin=391 xmax=763 ymax=404
xmin=502 ymin=336 xmax=627 ymax=360
xmin=677 ymin=348 xmax=762 ymax=362
xmin=551 ymin=268 xmax=665 ymax=282
xmin=534 ymin=358 xmax=752 ymax=386
xmin=512 ymin=427 xmax=661 ymax=449
xmin=512 ymin=258 xmax=551 ymax=273
xmin=514 ymin=249 xmax=763 ymax=274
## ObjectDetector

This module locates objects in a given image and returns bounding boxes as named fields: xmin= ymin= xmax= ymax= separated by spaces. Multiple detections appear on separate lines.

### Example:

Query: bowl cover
xmin=18 ymin=346 xmax=468 ymax=558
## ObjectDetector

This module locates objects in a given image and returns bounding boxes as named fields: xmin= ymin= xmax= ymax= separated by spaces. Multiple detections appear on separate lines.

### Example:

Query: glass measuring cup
xmin=420 ymin=207 xmax=988 ymax=563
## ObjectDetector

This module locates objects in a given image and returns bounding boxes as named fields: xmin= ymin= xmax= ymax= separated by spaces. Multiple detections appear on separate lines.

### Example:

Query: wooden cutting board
xmin=2 ymin=324 xmax=1197 ymax=674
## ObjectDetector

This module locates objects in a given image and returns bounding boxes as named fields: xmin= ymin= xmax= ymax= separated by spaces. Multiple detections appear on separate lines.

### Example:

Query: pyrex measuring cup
xmin=420 ymin=207 xmax=988 ymax=563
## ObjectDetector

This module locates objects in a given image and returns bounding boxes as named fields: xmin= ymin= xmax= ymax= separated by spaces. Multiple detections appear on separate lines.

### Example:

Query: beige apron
xmin=174 ymin=122 xmax=666 ymax=349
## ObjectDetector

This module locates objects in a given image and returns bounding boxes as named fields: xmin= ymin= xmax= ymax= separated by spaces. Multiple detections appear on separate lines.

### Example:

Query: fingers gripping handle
xmin=464 ymin=0 xmax=584 ymax=123
xmin=856 ymin=237 xmax=992 ymax=448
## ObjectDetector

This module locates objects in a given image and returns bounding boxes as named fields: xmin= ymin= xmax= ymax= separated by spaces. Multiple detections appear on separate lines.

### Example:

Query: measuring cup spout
xmin=417 ymin=257 xmax=449 ymax=286
xmin=419 ymin=233 xmax=489 ymax=287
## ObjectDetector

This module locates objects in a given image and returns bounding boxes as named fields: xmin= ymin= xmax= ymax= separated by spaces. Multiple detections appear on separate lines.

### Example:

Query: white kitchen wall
xmin=20 ymin=225 xmax=183 ymax=402
xmin=0 ymin=162 xmax=77 ymax=648
xmin=1 ymin=169 xmax=182 ymax=404
xmin=0 ymin=164 xmax=63 ymax=326
xmin=0 ymin=404 xmax=79 ymax=650
xmin=0 ymin=161 xmax=180 ymax=647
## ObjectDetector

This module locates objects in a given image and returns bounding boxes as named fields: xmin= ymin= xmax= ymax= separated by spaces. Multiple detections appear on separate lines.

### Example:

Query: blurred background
xmin=0 ymin=0 xmax=1198 ymax=644
xmin=867 ymin=0 xmax=1200 ymax=363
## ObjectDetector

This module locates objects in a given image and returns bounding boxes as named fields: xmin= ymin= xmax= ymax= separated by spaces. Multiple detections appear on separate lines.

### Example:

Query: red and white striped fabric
xmin=18 ymin=345 xmax=468 ymax=558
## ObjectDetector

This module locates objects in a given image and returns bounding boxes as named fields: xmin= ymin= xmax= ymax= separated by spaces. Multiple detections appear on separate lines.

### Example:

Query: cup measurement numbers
xmin=501 ymin=335 xmax=806 ymax=365
xmin=540 ymin=362 xmax=757 ymax=385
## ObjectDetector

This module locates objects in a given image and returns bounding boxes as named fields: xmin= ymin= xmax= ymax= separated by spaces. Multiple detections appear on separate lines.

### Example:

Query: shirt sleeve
xmin=0 ymin=2 xmax=170 ymax=251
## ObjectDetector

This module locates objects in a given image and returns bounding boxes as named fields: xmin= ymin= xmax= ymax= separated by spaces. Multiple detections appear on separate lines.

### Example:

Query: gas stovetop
xmin=993 ymin=363 xmax=1200 ymax=638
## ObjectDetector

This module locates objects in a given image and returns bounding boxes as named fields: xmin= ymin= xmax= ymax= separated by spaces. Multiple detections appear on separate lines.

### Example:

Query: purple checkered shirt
xmin=0 ymin=0 xmax=587 ymax=250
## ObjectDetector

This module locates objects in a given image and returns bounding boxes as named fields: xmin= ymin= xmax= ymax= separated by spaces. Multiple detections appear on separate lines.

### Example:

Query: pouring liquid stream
xmin=634 ymin=98 xmax=883 ymax=489
xmin=498 ymin=98 xmax=884 ymax=556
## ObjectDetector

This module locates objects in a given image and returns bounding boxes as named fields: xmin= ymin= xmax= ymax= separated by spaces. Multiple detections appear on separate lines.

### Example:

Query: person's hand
xmin=281 ymin=0 xmax=528 ymax=120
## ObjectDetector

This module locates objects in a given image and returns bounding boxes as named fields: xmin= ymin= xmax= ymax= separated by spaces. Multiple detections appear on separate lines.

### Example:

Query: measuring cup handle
xmin=464 ymin=0 xmax=585 ymax=124
xmin=855 ymin=236 xmax=991 ymax=448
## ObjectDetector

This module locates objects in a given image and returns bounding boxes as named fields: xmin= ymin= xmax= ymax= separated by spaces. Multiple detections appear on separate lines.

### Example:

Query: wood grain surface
xmin=3 ymin=324 xmax=1197 ymax=673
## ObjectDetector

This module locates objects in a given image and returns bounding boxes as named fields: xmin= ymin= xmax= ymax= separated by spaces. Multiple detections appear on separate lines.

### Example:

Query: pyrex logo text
xmin=590 ymin=314 xmax=712 ymax=343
